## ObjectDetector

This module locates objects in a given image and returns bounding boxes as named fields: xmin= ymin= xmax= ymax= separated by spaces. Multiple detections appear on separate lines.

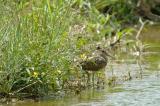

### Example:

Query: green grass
xmin=0 ymin=0 xmax=80 ymax=97
xmin=0 ymin=0 xmax=138 ymax=98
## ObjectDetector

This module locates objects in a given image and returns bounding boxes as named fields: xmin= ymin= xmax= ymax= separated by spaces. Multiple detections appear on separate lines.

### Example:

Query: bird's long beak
xmin=107 ymin=52 xmax=115 ymax=59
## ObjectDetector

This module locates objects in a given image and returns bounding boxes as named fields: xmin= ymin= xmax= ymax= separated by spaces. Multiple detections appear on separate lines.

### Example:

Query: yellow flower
xmin=80 ymin=53 xmax=87 ymax=60
xmin=33 ymin=71 xmax=39 ymax=78
xmin=57 ymin=70 xmax=62 ymax=74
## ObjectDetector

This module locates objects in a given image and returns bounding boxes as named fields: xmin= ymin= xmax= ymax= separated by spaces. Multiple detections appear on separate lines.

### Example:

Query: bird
xmin=80 ymin=46 xmax=113 ymax=86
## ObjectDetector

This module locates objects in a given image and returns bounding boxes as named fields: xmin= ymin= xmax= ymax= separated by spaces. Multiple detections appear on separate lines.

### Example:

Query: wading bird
xmin=80 ymin=46 xmax=113 ymax=86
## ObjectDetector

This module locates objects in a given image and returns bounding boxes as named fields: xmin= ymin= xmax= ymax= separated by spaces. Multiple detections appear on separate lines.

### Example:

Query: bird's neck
xmin=100 ymin=53 xmax=108 ymax=60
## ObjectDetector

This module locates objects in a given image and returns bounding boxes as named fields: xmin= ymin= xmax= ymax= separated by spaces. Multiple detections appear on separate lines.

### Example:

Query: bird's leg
xmin=86 ymin=71 xmax=90 ymax=86
xmin=92 ymin=72 xmax=95 ymax=88
xmin=96 ymin=72 xmax=101 ymax=88
xmin=81 ymin=73 xmax=86 ymax=86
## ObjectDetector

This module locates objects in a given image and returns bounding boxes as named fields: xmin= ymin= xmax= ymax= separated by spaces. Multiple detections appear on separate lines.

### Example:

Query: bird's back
xmin=80 ymin=54 xmax=108 ymax=71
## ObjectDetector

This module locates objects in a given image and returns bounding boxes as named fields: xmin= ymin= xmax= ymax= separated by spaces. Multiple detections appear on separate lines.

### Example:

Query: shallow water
xmin=2 ymin=25 xmax=160 ymax=106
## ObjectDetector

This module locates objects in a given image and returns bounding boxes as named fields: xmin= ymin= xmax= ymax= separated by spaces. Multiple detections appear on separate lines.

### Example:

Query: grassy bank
xmin=0 ymin=0 xmax=155 ymax=100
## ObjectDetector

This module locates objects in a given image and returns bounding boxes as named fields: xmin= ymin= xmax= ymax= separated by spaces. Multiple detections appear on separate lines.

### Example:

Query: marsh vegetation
xmin=0 ymin=0 xmax=160 ymax=104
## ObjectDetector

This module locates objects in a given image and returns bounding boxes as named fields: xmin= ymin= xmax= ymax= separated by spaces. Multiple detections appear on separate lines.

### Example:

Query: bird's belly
xmin=82 ymin=62 xmax=107 ymax=71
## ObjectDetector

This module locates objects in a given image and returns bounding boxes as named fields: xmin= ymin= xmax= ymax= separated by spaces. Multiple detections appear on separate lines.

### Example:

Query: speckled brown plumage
xmin=80 ymin=48 xmax=109 ymax=72
xmin=80 ymin=47 xmax=111 ymax=86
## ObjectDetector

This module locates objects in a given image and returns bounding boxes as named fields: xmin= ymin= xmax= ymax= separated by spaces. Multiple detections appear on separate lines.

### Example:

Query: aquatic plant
xmin=0 ymin=0 xmax=152 ymax=99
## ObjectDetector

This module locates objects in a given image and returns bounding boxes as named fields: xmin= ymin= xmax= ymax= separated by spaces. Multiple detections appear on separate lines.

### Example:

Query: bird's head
xmin=96 ymin=46 xmax=114 ymax=59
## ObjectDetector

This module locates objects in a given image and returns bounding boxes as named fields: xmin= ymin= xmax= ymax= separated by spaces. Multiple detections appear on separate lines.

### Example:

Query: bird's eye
xmin=96 ymin=46 xmax=101 ymax=50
